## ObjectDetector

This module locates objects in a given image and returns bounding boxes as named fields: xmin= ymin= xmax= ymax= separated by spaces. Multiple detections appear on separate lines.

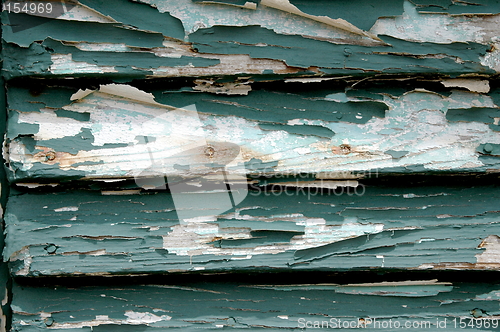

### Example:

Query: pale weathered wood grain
xmin=5 ymin=83 xmax=500 ymax=184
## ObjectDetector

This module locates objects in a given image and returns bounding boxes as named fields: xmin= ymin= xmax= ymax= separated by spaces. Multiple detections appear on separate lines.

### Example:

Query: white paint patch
xmin=481 ymin=43 xmax=500 ymax=72
xmin=50 ymin=54 xmax=118 ymax=74
xmin=370 ymin=0 xmax=498 ymax=44
xmin=54 ymin=206 xmax=78 ymax=212
xmin=476 ymin=235 xmax=500 ymax=263
xmin=441 ymin=79 xmax=490 ymax=93
xmin=124 ymin=311 xmax=172 ymax=324
xmin=162 ymin=214 xmax=384 ymax=256
xmin=137 ymin=0 xmax=382 ymax=45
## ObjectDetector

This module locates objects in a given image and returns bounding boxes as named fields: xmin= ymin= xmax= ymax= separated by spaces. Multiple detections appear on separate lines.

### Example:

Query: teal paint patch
xmin=43 ymin=38 xmax=219 ymax=70
xmin=2 ymin=14 xmax=165 ymax=48
xmin=190 ymin=25 xmax=493 ymax=75
xmin=33 ymin=128 xmax=128 ymax=154
xmin=244 ymin=158 xmax=279 ymax=171
xmin=54 ymin=109 xmax=90 ymax=122
xmin=6 ymin=112 xmax=39 ymax=140
xmin=7 ymin=85 xmax=79 ymax=112
xmin=78 ymin=0 xmax=185 ymax=40
xmin=477 ymin=143 xmax=500 ymax=155
xmin=259 ymin=123 xmax=335 ymax=138
xmin=386 ymin=150 xmax=409 ymax=159
xmin=6 ymin=161 xmax=89 ymax=183
xmin=2 ymin=42 xmax=52 ymax=80
xmin=5 ymin=184 xmax=499 ymax=275
xmin=10 ymin=281 xmax=500 ymax=330
xmin=490 ymin=88 xmax=500 ymax=107
xmin=252 ymin=281 xmax=453 ymax=297
xmin=291 ymin=0 xmax=406 ymax=31
xmin=152 ymin=89 xmax=387 ymax=124
xmin=446 ymin=107 xmax=500 ymax=129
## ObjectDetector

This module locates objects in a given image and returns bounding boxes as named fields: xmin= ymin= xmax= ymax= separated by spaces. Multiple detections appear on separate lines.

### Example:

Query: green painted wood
xmin=10 ymin=278 xmax=500 ymax=330
xmin=3 ymin=1 xmax=500 ymax=332
xmin=1 ymin=0 xmax=500 ymax=80
xmin=5 ymin=183 xmax=500 ymax=276
xmin=0 ymin=18 xmax=12 ymax=331
xmin=5 ymin=83 xmax=500 ymax=184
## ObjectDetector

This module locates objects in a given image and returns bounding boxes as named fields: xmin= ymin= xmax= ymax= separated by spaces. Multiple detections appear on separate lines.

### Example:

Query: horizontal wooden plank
xmin=5 ymin=183 xmax=500 ymax=276
xmin=10 ymin=278 xmax=500 ymax=330
xmin=5 ymin=82 xmax=500 ymax=183
xmin=2 ymin=0 xmax=500 ymax=79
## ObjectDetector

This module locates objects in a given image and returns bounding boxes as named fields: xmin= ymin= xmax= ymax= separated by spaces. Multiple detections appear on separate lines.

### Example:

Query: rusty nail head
xmin=45 ymin=151 xmax=56 ymax=161
xmin=205 ymin=146 xmax=215 ymax=157
xmin=340 ymin=144 xmax=352 ymax=154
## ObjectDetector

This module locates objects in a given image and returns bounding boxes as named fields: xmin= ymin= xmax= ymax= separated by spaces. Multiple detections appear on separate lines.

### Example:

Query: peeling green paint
xmin=447 ymin=107 xmax=500 ymax=131
xmin=291 ymin=0 xmax=406 ymax=31
xmin=54 ymin=109 xmax=91 ymax=122
xmin=77 ymin=0 xmax=185 ymax=40
xmin=412 ymin=0 xmax=500 ymax=13
xmin=10 ymin=280 xmax=500 ymax=330
xmin=190 ymin=25 xmax=493 ymax=75
xmin=6 ymin=112 xmax=39 ymax=140
xmin=250 ymin=280 xmax=453 ymax=297
xmin=5 ymin=183 xmax=500 ymax=276
xmin=2 ymin=14 xmax=165 ymax=48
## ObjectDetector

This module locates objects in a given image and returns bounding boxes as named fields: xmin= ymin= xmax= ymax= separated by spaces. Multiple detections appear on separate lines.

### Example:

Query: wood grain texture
xmin=2 ymin=0 xmax=500 ymax=79
xmin=5 ymin=183 xmax=500 ymax=276
xmin=10 ymin=279 xmax=500 ymax=330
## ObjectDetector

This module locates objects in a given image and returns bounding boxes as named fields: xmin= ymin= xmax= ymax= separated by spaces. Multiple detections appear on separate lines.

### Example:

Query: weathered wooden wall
xmin=3 ymin=0 xmax=500 ymax=330
xmin=10 ymin=276 xmax=500 ymax=330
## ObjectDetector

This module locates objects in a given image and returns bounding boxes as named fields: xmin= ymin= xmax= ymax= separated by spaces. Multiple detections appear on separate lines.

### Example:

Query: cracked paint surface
xmin=2 ymin=1 xmax=500 ymax=331
xmin=10 ymin=279 xmax=500 ymax=330
xmin=4 ymin=84 xmax=500 ymax=184
xmin=1 ymin=0 xmax=500 ymax=79
xmin=4 ymin=183 xmax=500 ymax=276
